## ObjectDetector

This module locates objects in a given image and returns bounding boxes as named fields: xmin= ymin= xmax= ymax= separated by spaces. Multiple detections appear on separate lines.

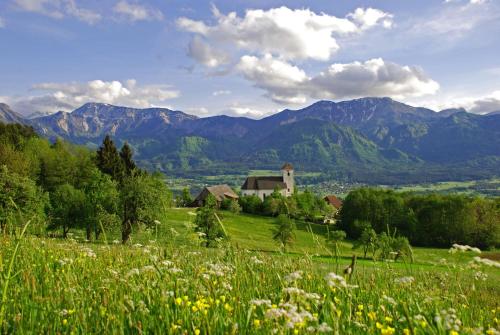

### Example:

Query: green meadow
xmin=1 ymin=207 xmax=499 ymax=334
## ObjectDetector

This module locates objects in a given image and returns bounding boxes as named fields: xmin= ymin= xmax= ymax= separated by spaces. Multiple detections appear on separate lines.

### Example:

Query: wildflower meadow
xmin=0 ymin=211 xmax=499 ymax=335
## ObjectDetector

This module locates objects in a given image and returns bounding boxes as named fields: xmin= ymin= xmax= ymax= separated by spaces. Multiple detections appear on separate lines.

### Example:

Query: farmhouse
xmin=324 ymin=195 xmax=343 ymax=210
xmin=241 ymin=163 xmax=295 ymax=201
xmin=192 ymin=184 xmax=239 ymax=207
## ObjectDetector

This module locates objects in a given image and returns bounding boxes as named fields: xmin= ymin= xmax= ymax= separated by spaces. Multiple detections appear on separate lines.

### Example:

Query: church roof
xmin=241 ymin=176 xmax=286 ymax=191
xmin=281 ymin=163 xmax=294 ymax=171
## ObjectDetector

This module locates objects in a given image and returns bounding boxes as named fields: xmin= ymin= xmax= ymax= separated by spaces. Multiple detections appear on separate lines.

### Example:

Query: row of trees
xmin=238 ymin=189 xmax=334 ymax=222
xmin=339 ymin=188 xmax=500 ymax=249
xmin=0 ymin=123 xmax=171 ymax=242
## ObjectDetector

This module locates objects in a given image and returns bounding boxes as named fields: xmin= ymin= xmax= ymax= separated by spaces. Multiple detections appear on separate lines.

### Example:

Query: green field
xmin=1 ymin=208 xmax=499 ymax=334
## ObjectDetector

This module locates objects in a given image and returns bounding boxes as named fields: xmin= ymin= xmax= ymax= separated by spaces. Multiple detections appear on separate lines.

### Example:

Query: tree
xmin=0 ymin=165 xmax=47 ymax=235
xmin=120 ymin=142 xmax=136 ymax=177
xmin=96 ymin=135 xmax=123 ymax=181
xmin=83 ymin=169 xmax=120 ymax=241
xmin=120 ymin=172 xmax=172 ymax=243
xmin=239 ymin=195 xmax=263 ymax=214
xmin=49 ymin=183 xmax=86 ymax=238
xmin=194 ymin=194 xmax=226 ymax=247
xmin=273 ymin=214 xmax=295 ymax=252
xmin=177 ymin=187 xmax=193 ymax=207
xmin=353 ymin=226 xmax=378 ymax=259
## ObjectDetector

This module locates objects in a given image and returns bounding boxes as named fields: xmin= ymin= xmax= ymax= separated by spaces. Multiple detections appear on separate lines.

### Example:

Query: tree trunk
xmin=122 ymin=219 xmax=132 ymax=244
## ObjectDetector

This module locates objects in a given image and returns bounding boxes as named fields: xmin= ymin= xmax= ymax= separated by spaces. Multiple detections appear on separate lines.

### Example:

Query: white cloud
xmin=113 ymin=0 xmax=163 ymax=22
xmin=347 ymin=8 xmax=393 ymax=30
xmin=414 ymin=0 xmax=498 ymax=40
xmin=185 ymin=107 xmax=210 ymax=116
xmin=416 ymin=90 xmax=500 ymax=114
xmin=13 ymin=0 xmax=101 ymax=24
xmin=9 ymin=79 xmax=179 ymax=115
xmin=467 ymin=91 xmax=500 ymax=113
xmin=237 ymin=54 xmax=309 ymax=104
xmin=177 ymin=5 xmax=393 ymax=62
xmin=212 ymin=90 xmax=231 ymax=96
xmin=236 ymin=56 xmax=439 ymax=104
xmin=187 ymin=36 xmax=230 ymax=68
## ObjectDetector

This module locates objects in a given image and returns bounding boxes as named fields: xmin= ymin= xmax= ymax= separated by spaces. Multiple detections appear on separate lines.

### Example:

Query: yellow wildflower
xmin=253 ymin=319 xmax=261 ymax=328
xmin=385 ymin=316 xmax=393 ymax=323
xmin=194 ymin=329 xmax=200 ymax=335
xmin=403 ymin=329 xmax=410 ymax=335
xmin=449 ymin=331 xmax=459 ymax=335
xmin=358 ymin=304 xmax=364 ymax=311
xmin=376 ymin=322 xmax=383 ymax=329
xmin=420 ymin=321 xmax=427 ymax=328
xmin=62 ymin=319 xmax=68 ymax=326
xmin=381 ymin=326 xmax=395 ymax=335
xmin=175 ymin=298 xmax=182 ymax=305
xmin=368 ymin=311 xmax=376 ymax=320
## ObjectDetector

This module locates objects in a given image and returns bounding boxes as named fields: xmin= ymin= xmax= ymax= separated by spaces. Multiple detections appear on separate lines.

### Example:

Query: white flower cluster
xmin=81 ymin=247 xmax=96 ymax=258
xmin=265 ymin=302 xmax=317 ymax=329
xmin=470 ymin=256 xmax=500 ymax=268
xmin=324 ymin=273 xmax=358 ymax=289
xmin=394 ymin=276 xmax=415 ymax=284
xmin=434 ymin=308 xmax=462 ymax=331
xmin=449 ymin=244 xmax=481 ymax=254
xmin=474 ymin=271 xmax=488 ymax=281
xmin=283 ymin=287 xmax=321 ymax=303
xmin=284 ymin=271 xmax=303 ymax=283
xmin=250 ymin=256 xmax=264 ymax=265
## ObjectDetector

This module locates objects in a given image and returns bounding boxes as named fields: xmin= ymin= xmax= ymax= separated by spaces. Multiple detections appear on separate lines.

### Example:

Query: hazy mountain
xmin=2 ymin=98 xmax=499 ymax=183
xmin=0 ymin=103 xmax=25 ymax=124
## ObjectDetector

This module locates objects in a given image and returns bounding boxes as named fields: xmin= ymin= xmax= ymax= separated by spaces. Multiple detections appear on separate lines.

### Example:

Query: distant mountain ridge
xmin=1 ymin=98 xmax=499 ymax=183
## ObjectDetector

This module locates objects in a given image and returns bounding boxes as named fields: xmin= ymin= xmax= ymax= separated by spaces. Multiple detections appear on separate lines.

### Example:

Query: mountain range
xmin=1 ymin=98 xmax=499 ymax=184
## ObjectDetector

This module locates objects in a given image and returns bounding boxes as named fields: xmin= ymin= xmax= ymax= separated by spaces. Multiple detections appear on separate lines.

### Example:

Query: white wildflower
xmin=250 ymin=299 xmax=272 ymax=307
xmin=394 ymin=276 xmax=415 ymax=284
xmin=250 ymin=256 xmax=264 ymax=265
xmin=317 ymin=323 xmax=333 ymax=333
xmin=285 ymin=271 xmax=303 ymax=283
xmin=449 ymin=244 xmax=481 ymax=254
xmin=474 ymin=271 xmax=488 ymax=281
xmin=470 ymin=256 xmax=500 ymax=268
xmin=324 ymin=272 xmax=357 ymax=289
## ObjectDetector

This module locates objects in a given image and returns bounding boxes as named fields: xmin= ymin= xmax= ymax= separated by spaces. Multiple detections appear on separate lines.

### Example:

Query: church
xmin=241 ymin=163 xmax=295 ymax=201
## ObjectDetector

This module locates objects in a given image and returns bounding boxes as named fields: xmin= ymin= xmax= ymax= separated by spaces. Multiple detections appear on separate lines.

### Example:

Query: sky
xmin=0 ymin=0 xmax=499 ymax=118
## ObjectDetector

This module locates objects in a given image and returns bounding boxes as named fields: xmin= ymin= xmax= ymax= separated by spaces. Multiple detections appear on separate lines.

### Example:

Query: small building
xmin=192 ymin=184 xmax=239 ymax=207
xmin=241 ymin=163 xmax=295 ymax=201
xmin=324 ymin=195 xmax=343 ymax=210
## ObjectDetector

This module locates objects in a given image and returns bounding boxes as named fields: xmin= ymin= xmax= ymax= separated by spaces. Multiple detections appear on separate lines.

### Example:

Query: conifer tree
xmin=120 ymin=142 xmax=136 ymax=177
xmin=96 ymin=135 xmax=123 ymax=181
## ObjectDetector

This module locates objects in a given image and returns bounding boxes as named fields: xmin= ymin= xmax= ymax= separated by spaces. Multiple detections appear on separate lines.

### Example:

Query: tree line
xmin=338 ymin=188 xmax=499 ymax=249
xmin=0 ymin=123 xmax=171 ymax=242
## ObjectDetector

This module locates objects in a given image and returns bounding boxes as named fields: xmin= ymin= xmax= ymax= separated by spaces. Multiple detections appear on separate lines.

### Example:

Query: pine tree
xmin=120 ymin=142 xmax=136 ymax=177
xmin=96 ymin=135 xmax=123 ymax=181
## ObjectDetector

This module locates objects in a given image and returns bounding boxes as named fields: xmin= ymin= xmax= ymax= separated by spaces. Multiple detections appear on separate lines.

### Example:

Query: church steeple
xmin=281 ymin=163 xmax=294 ymax=196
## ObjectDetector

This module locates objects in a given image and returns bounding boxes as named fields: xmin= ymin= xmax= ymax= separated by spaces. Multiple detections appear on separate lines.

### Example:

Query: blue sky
xmin=0 ymin=0 xmax=499 ymax=118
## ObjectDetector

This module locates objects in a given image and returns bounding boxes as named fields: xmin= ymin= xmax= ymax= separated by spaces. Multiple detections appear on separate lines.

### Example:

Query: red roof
xmin=324 ymin=195 xmax=343 ymax=209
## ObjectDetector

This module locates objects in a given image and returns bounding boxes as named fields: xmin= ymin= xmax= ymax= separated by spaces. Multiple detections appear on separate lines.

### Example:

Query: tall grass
xmin=0 ymin=235 xmax=498 ymax=334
